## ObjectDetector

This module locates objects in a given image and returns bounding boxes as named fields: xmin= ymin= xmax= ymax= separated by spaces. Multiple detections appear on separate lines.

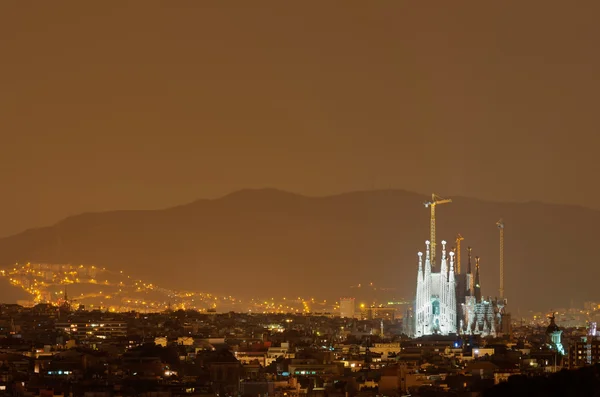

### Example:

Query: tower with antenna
xmin=496 ymin=219 xmax=505 ymax=299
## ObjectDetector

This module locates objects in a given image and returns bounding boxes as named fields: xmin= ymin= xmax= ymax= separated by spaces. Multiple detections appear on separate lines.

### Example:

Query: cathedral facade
xmin=410 ymin=239 xmax=506 ymax=338
xmin=414 ymin=240 xmax=457 ymax=336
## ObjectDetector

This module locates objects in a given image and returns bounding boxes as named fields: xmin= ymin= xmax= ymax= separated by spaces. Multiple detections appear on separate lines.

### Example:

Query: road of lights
xmin=0 ymin=263 xmax=337 ymax=314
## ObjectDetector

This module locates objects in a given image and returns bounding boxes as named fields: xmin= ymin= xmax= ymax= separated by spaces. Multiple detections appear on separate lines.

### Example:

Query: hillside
xmin=0 ymin=188 xmax=595 ymax=311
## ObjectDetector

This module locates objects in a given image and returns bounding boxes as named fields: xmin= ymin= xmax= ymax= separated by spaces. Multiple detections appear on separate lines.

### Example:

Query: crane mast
xmin=497 ymin=218 xmax=505 ymax=299
xmin=455 ymin=234 xmax=464 ymax=274
xmin=424 ymin=193 xmax=452 ymax=266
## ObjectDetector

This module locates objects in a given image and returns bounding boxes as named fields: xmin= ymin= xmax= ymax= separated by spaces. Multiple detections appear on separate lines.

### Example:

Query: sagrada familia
xmin=407 ymin=239 xmax=508 ymax=338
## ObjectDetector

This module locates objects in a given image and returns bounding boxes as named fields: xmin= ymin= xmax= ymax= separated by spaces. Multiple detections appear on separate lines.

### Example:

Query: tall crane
xmin=424 ymin=194 xmax=452 ymax=266
xmin=496 ymin=218 xmax=505 ymax=299
xmin=455 ymin=234 xmax=464 ymax=274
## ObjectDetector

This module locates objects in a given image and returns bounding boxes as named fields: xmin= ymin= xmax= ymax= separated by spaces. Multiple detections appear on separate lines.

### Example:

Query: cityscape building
xmin=413 ymin=240 xmax=457 ymax=336
xmin=568 ymin=337 xmax=600 ymax=369
xmin=546 ymin=313 xmax=565 ymax=356
xmin=55 ymin=320 xmax=128 ymax=340
xmin=339 ymin=298 xmax=355 ymax=319
xmin=410 ymin=239 xmax=507 ymax=338
xmin=360 ymin=306 xmax=396 ymax=321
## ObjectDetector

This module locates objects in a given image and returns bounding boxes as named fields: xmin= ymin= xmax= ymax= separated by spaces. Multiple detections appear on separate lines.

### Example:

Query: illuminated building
xmin=339 ymin=297 xmax=355 ymax=319
xmin=458 ymin=250 xmax=506 ymax=337
xmin=567 ymin=337 xmax=600 ymax=369
xmin=546 ymin=313 xmax=565 ymax=356
xmin=288 ymin=359 xmax=343 ymax=376
xmin=360 ymin=306 xmax=396 ymax=321
xmin=566 ymin=321 xmax=599 ymax=369
xmin=55 ymin=321 xmax=127 ymax=340
xmin=414 ymin=240 xmax=457 ymax=336
xmin=411 ymin=240 xmax=506 ymax=338
xmin=266 ymin=342 xmax=295 ymax=365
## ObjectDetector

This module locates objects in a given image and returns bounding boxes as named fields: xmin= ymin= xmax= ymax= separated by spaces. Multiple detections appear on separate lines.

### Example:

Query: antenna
xmin=496 ymin=219 xmax=505 ymax=299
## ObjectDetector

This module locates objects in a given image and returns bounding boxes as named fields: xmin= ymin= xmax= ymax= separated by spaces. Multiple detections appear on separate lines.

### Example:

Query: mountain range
xmin=0 ymin=188 xmax=595 ymax=312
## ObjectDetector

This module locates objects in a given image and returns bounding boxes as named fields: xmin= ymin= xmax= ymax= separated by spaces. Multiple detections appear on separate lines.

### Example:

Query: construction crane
xmin=496 ymin=218 xmax=505 ymax=299
xmin=424 ymin=194 xmax=452 ymax=266
xmin=455 ymin=234 xmax=464 ymax=274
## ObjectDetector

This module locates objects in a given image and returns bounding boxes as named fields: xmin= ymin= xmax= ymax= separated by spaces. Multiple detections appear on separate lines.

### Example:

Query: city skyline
xmin=1 ymin=2 xmax=599 ymax=395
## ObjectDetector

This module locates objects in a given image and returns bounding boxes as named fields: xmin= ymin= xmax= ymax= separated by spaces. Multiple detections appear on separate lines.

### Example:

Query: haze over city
xmin=2 ymin=3 xmax=600 ymax=396
xmin=2 ymin=1 xmax=600 ymax=239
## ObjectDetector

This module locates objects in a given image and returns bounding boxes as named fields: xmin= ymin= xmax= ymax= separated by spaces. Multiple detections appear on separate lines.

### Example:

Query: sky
xmin=0 ymin=1 xmax=599 ymax=238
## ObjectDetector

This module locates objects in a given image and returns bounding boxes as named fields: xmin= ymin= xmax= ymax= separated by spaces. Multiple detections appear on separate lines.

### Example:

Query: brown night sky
xmin=0 ymin=1 xmax=599 ymax=238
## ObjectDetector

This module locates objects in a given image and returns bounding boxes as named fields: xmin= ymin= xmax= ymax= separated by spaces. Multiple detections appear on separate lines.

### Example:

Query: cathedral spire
xmin=425 ymin=240 xmax=431 ymax=275
xmin=440 ymin=240 xmax=448 ymax=276
xmin=467 ymin=247 xmax=472 ymax=274
xmin=416 ymin=251 xmax=424 ymax=337
xmin=442 ymin=240 xmax=447 ymax=261
xmin=475 ymin=256 xmax=482 ymax=303
xmin=467 ymin=246 xmax=474 ymax=296
xmin=466 ymin=247 xmax=475 ymax=296
xmin=448 ymin=250 xmax=457 ymax=332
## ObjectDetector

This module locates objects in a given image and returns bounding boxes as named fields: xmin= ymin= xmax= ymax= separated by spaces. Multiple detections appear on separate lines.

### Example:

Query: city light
xmin=0 ymin=262 xmax=343 ymax=314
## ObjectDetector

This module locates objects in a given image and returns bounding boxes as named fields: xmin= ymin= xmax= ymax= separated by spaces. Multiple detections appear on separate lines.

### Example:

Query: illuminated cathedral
xmin=410 ymin=239 xmax=507 ymax=338
xmin=414 ymin=240 xmax=457 ymax=336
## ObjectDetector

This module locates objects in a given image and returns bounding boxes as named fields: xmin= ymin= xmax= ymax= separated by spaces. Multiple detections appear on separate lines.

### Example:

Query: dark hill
xmin=0 ymin=188 xmax=595 ymax=311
